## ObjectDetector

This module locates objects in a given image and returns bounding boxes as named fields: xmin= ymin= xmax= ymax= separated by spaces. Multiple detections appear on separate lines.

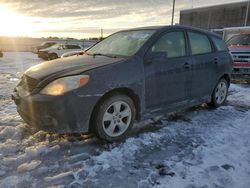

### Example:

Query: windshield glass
xmin=87 ymin=30 xmax=156 ymax=57
xmin=48 ymin=43 xmax=61 ymax=49
xmin=226 ymin=34 xmax=250 ymax=46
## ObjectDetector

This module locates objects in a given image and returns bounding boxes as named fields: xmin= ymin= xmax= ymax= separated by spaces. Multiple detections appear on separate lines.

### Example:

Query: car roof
xmin=120 ymin=25 xmax=221 ymax=38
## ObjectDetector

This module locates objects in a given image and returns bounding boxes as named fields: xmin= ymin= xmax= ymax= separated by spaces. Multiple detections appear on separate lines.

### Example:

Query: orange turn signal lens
xmin=79 ymin=75 xmax=90 ymax=86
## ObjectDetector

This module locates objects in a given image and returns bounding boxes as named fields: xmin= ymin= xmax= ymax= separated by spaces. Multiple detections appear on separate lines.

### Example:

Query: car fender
xmin=74 ymin=56 xmax=146 ymax=117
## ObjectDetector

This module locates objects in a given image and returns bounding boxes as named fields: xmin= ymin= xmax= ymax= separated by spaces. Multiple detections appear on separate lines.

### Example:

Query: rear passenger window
xmin=65 ymin=45 xmax=81 ymax=49
xmin=211 ymin=37 xmax=228 ymax=51
xmin=152 ymin=31 xmax=186 ymax=58
xmin=188 ymin=32 xmax=212 ymax=55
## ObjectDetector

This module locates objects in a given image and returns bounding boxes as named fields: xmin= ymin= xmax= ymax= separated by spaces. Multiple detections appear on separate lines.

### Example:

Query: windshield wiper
xmin=84 ymin=51 xmax=93 ymax=56
xmin=92 ymin=53 xmax=117 ymax=58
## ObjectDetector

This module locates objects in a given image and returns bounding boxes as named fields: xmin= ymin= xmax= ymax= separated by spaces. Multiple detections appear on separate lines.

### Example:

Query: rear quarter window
xmin=188 ymin=32 xmax=212 ymax=55
xmin=211 ymin=37 xmax=228 ymax=51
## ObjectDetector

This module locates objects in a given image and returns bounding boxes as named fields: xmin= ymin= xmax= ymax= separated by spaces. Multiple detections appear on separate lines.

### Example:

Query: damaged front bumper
xmin=12 ymin=90 xmax=99 ymax=133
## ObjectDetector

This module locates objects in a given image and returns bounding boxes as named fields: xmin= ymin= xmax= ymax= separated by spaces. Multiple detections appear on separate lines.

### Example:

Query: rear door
xmin=144 ymin=30 xmax=192 ymax=109
xmin=187 ymin=31 xmax=218 ymax=99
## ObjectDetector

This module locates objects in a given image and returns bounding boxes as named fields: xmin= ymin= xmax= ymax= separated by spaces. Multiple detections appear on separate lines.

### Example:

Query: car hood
xmin=228 ymin=45 xmax=250 ymax=52
xmin=39 ymin=47 xmax=54 ymax=52
xmin=25 ymin=54 xmax=126 ymax=82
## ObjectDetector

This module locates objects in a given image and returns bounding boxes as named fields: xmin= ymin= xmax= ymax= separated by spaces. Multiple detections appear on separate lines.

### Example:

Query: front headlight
xmin=40 ymin=75 xmax=90 ymax=96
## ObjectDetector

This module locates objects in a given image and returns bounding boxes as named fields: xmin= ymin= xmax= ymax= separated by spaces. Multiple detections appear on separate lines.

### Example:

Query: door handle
xmin=183 ymin=62 xmax=190 ymax=69
xmin=214 ymin=57 xmax=218 ymax=64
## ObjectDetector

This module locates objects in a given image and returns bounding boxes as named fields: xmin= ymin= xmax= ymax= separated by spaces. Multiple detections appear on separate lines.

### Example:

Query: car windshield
xmin=41 ymin=42 xmax=54 ymax=47
xmin=226 ymin=34 xmax=250 ymax=46
xmin=49 ymin=43 xmax=61 ymax=49
xmin=87 ymin=30 xmax=156 ymax=57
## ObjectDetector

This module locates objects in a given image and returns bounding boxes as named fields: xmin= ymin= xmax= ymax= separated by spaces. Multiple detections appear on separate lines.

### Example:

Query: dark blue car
xmin=12 ymin=25 xmax=233 ymax=141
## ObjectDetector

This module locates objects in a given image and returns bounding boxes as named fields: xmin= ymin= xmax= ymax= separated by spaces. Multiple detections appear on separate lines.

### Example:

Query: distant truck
xmin=227 ymin=33 xmax=250 ymax=83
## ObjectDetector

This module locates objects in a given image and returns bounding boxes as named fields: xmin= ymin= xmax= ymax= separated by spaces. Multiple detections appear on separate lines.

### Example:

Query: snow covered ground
xmin=0 ymin=52 xmax=250 ymax=188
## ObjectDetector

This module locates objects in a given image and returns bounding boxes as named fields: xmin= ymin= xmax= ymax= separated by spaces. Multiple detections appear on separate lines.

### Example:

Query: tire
xmin=49 ymin=53 xmax=58 ymax=60
xmin=93 ymin=94 xmax=136 ymax=142
xmin=209 ymin=78 xmax=229 ymax=107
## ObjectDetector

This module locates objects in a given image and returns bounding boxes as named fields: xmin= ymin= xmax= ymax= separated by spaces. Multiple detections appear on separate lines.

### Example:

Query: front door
xmin=144 ymin=30 xmax=192 ymax=110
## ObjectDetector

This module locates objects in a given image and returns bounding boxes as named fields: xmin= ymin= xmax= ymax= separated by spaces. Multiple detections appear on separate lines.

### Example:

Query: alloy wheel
xmin=215 ymin=81 xmax=227 ymax=104
xmin=102 ymin=101 xmax=132 ymax=137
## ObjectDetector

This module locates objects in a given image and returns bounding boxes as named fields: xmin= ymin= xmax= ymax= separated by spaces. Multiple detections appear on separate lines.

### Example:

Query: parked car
xmin=61 ymin=50 xmax=85 ymax=58
xmin=0 ymin=51 xmax=3 ymax=57
xmin=227 ymin=33 xmax=250 ymax=82
xmin=38 ymin=43 xmax=84 ymax=60
xmin=12 ymin=25 xmax=233 ymax=142
xmin=32 ymin=41 xmax=57 ymax=54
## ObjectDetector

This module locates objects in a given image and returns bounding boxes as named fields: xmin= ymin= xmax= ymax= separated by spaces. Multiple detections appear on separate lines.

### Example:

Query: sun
xmin=0 ymin=5 xmax=35 ymax=37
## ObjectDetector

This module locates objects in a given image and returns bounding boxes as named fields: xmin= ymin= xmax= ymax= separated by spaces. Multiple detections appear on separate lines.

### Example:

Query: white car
xmin=61 ymin=50 xmax=85 ymax=58
xmin=38 ymin=43 xmax=84 ymax=60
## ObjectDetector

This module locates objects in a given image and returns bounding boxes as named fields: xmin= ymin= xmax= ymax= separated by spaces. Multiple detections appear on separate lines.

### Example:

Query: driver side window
xmin=152 ymin=31 xmax=186 ymax=58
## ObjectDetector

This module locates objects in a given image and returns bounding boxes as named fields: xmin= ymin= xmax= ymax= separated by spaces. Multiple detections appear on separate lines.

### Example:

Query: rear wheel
xmin=49 ymin=53 xmax=58 ymax=60
xmin=93 ymin=94 xmax=136 ymax=142
xmin=209 ymin=78 xmax=229 ymax=107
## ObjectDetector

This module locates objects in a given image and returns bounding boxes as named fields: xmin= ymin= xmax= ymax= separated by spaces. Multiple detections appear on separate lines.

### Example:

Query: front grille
xmin=231 ymin=51 xmax=250 ymax=62
xmin=19 ymin=75 xmax=39 ymax=92
xmin=238 ymin=56 xmax=250 ymax=59
xmin=231 ymin=52 xmax=250 ymax=54
xmin=234 ymin=59 xmax=248 ymax=62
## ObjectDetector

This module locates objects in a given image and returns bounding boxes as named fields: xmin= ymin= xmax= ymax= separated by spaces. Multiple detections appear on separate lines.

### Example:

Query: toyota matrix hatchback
xmin=12 ymin=26 xmax=233 ymax=142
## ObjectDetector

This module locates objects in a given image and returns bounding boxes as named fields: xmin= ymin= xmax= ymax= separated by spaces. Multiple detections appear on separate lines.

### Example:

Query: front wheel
xmin=209 ymin=78 xmax=229 ymax=107
xmin=93 ymin=94 xmax=136 ymax=142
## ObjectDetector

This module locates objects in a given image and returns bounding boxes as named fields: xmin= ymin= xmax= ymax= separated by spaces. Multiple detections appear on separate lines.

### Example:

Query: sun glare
xmin=0 ymin=5 xmax=35 ymax=37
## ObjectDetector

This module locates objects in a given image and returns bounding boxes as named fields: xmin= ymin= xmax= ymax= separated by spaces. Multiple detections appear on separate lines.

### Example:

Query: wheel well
xmin=89 ymin=88 xmax=141 ymax=132
xmin=49 ymin=53 xmax=58 ymax=57
xmin=221 ymin=74 xmax=230 ymax=86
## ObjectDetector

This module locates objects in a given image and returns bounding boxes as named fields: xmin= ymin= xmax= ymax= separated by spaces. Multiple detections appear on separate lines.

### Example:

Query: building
xmin=180 ymin=1 xmax=250 ymax=30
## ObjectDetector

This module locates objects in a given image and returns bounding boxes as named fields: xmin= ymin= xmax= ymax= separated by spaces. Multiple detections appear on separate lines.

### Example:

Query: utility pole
xmin=171 ymin=0 xmax=176 ymax=25
xmin=244 ymin=0 xmax=250 ymax=26
xmin=101 ymin=28 xmax=103 ymax=39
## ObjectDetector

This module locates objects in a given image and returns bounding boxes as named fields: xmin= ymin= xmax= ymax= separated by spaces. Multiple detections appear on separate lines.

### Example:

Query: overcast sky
xmin=0 ymin=0 xmax=246 ymax=38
